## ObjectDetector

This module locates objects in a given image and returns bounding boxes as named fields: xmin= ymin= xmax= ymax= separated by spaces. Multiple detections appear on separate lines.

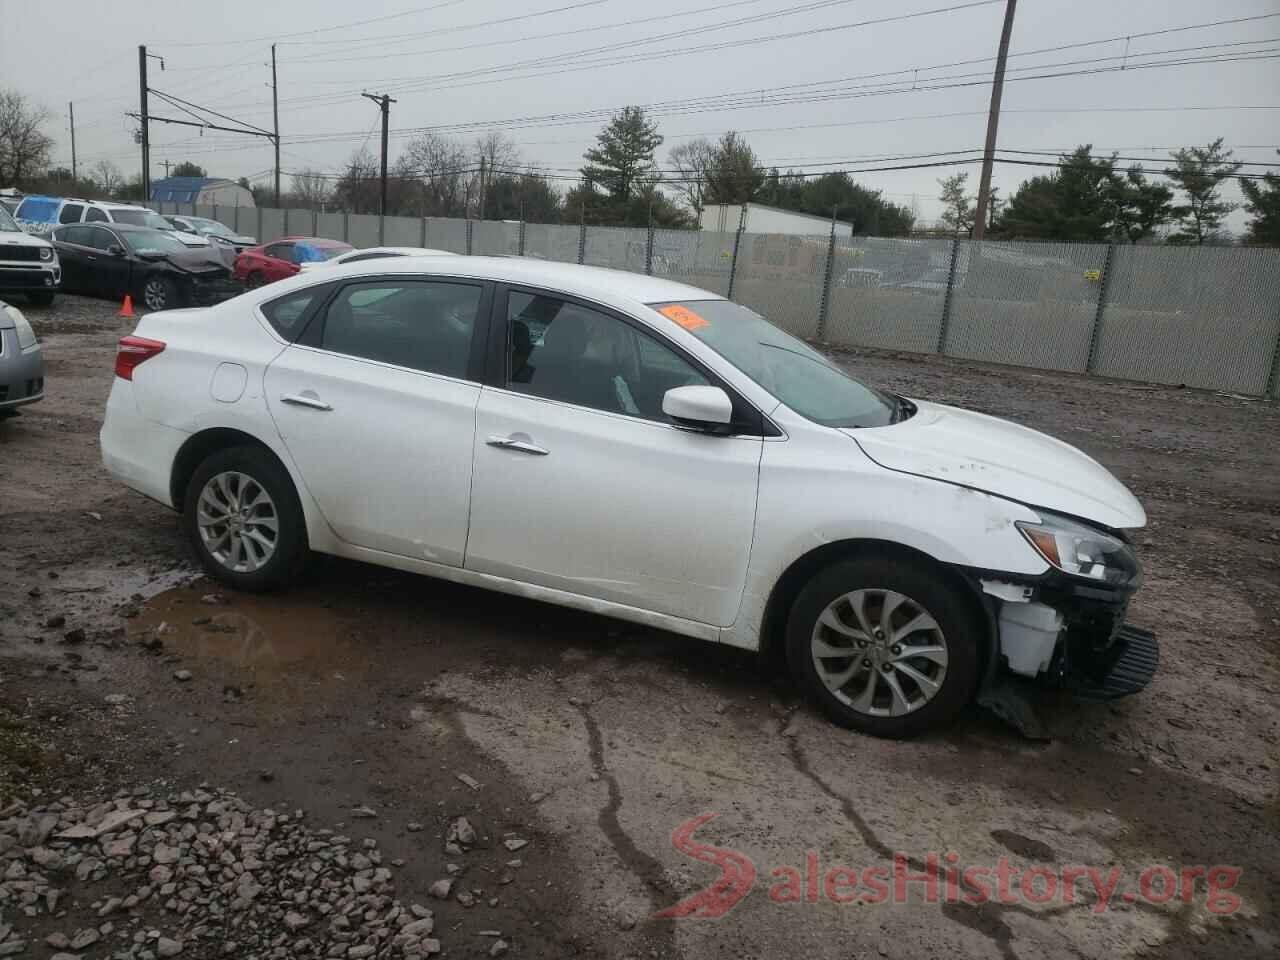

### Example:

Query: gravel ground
xmin=1 ymin=292 xmax=1277 ymax=960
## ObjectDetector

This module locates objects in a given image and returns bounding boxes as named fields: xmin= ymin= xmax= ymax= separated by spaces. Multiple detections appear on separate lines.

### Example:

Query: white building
xmin=699 ymin=202 xmax=854 ymax=238
xmin=150 ymin=176 xmax=256 ymax=208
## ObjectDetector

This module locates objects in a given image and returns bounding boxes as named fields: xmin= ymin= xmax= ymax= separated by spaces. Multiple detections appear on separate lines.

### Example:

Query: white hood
xmin=845 ymin=399 xmax=1146 ymax=530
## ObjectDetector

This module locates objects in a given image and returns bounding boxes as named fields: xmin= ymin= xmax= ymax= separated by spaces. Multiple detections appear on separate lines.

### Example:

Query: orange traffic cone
xmin=118 ymin=294 xmax=136 ymax=319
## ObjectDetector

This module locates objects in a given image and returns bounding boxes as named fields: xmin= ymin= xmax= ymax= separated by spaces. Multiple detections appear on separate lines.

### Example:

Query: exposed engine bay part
xmin=999 ymin=601 xmax=1063 ymax=679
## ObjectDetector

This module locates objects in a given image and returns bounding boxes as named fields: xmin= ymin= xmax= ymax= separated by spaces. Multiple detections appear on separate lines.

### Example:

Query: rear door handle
xmin=280 ymin=392 xmax=332 ymax=411
xmin=486 ymin=434 xmax=548 ymax=456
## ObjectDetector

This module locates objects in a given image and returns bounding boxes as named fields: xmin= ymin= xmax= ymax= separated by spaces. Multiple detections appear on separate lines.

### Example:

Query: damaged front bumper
xmin=977 ymin=571 xmax=1159 ymax=701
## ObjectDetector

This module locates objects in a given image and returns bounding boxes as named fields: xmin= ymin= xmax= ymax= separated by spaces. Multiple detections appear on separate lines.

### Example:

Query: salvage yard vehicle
xmin=232 ymin=237 xmax=353 ymax=287
xmin=51 ymin=223 xmax=240 ymax=312
xmin=17 ymin=196 xmax=211 ymax=249
xmin=164 ymin=215 xmax=257 ymax=253
xmin=0 ymin=203 xmax=60 ymax=306
xmin=0 ymin=299 xmax=45 ymax=414
xmin=99 ymin=258 xmax=1157 ymax=737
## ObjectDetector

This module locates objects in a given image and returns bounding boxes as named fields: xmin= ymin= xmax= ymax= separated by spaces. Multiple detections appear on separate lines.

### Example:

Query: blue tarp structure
xmin=151 ymin=177 xmax=218 ymax=203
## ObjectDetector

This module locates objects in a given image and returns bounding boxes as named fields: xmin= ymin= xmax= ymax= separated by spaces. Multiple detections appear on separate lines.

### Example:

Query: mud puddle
xmin=129 ymin=582 xmax=364 ymax=685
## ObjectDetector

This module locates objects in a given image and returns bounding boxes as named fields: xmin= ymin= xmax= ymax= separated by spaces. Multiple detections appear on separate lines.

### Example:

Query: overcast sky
xmin=4 ymin=0 xmax=1278 ymax=228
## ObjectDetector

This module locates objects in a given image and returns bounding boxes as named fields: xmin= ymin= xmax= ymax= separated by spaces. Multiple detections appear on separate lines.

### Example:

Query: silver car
xmin=0 ymin=300 xmax=44 ymax=414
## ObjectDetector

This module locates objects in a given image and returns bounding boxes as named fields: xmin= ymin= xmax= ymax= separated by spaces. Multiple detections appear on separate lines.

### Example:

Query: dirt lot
xmin=1 ymin=293 xmax=1277 ymax=960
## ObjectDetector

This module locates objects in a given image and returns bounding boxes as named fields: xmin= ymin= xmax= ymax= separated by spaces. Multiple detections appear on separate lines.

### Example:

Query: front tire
xmin=142 ymin=275 xmax=181 ymax=312
xmin=182 ymin=446 xmax=308 ymax=591
xmin=785 ymin=556 xmax=981 ymax=738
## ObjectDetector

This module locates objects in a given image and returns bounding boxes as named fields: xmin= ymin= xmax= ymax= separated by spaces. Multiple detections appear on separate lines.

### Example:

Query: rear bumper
xmin=188 ymin=276 xmax=243 ymax=305
xmin=0 ymin=333 xmax=44 ymax=410
xmin=100 ymin=378 xmax=189 ymax=507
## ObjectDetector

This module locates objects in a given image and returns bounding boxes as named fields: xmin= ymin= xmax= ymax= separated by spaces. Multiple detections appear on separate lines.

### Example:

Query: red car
xmin=232 ymin=237 xmax=353 ymax=287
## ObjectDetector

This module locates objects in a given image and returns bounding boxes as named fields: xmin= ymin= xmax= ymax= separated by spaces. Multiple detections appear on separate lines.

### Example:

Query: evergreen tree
xmin=1238 ymin=151 xmax=1280 ymax=246
xmin=1164 ymin=138 xmax=1242 ymax=244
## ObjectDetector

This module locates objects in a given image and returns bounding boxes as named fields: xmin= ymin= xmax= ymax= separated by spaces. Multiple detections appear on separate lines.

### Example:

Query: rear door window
xmin=84 ymin=207 xmax=109 ymax=222
xmin=261 ymin=288 xmax=321 ymax=340
xmin=265 ymin=242 xmax=293 ymax=262
xmin=59 ymin=203 xmax=84 ymax=224
xmin=318 ymin=280 xmax=482 ymax=380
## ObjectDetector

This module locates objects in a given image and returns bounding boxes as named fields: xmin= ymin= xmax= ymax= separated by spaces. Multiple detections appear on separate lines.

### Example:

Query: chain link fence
xmin=160 ymin=200 xmax=1280 ymax=398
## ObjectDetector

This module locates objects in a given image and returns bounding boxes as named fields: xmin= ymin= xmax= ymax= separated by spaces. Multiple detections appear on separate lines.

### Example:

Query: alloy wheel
xmin=196 ymin=471 xmax=279 ymax=574
xmin=143 ymin=278 xmax=169 ymax=311
xmin=810 ymin=589 xmax=949 ymax=717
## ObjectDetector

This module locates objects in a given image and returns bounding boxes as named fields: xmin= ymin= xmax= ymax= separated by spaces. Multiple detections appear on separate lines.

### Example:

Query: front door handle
xmin=280 ymin=392 xmax=332 ymax=411
xmin=486 ymin=434 xmax=548 ymax=456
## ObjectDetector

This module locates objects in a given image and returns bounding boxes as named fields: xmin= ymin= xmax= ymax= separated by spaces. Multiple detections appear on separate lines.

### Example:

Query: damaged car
xmin=98 ymin=258 xmax=1156 ymax=737
xmin=52 ymin=223 xmax=241 ymax=312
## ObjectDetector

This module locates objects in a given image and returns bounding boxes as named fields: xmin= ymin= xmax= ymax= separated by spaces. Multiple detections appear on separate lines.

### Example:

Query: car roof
xmin=276 ymin=236 xmax=350 ymax=246
xmin=318 ymin=256 xmax=726 ymax=306
xmin=340 ymin=246 xmax=452 ymax=257
xmin=55 ymin=222 xmax=157 ymax=233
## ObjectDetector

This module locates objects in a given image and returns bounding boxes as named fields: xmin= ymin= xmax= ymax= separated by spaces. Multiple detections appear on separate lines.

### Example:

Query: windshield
xmin=0 ymin=205 xmax=20 ymax=233
xmin=110 ymin=209 xmax=172 ymax=229
xmin=649 ymin=299 xmax=900 ymax=428
xmin=123 ymin=230 xmax=188 ymax=255
xmin=191 ymin=217 xmax=236 ymax=238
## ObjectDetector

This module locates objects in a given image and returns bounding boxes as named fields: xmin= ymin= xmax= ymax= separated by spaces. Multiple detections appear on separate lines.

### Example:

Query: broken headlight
xmin=1017 ymin=511 xmax=1139 ymax=586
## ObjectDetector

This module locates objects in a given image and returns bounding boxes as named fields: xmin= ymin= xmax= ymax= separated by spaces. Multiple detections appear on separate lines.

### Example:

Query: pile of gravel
xmin=0 ymin=786 xmax=445 ymax=958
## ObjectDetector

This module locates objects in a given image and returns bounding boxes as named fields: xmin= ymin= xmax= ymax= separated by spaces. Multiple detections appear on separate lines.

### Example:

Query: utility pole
xmin=271 ymin=44 xmax=281 ymax=206
xmin=68 ymin=102 xmax=77 ymax=181
xmin=138 ymin=45 xmax=150 ymax=202
xmin=478 ymin=155 xmax=487 ymax=220
xmin=161 ymin=160 xmax=171 ymax=177
xmin=972 ymin=0 xmax=1016 ymax=241
xmin=361 ymin=92 xmax=395 ymax=216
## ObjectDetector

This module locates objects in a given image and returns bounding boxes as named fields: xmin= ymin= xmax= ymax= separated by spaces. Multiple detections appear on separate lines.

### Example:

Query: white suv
xmin=69 ymin=201 xmax=211 ymax=248
xmin=0 ymin=203 xmax=59 ymax=306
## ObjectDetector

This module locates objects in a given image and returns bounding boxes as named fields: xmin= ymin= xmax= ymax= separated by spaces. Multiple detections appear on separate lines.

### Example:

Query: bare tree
xmin=288 ymin=169 xmax=332 ymax=209
xmin=474 ymin=131 xmax=521 ymax=176
xmin=331 ymin=148 xmax=380 ymax=214
xmin=0 ymin=90 xmax=54 ymax=186
xmin=400 ymin=132 xmax=471 ymax=217
xmin=92 ymin=160 xmax=124 ymax=197
xmin=667 ymin=138 xmax=715 ymax=218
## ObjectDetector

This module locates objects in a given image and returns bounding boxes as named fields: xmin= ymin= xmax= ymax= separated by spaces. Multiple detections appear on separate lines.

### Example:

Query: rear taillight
xmin=115 ymin=335 xmax=166 ymax=380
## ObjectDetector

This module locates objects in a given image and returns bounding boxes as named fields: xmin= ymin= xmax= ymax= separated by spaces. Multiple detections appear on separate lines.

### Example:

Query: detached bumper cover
xmin=1066 ymin=624 xmax=1159 ymax=701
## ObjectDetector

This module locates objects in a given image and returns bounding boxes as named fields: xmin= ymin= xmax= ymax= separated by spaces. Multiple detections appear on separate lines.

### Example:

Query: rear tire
xmin=26 ymin=291 xmax=55 ymax=306
xmin=182 ymin=445 xmax=308 ymax=592
xmin=785 ymin=556 xmax=981 ymax=738
xmin=246 ymin=271 xmax=266 ymax=289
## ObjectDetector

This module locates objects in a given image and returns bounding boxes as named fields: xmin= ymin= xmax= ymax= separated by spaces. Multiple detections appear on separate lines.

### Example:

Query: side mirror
xmin=662 ymin=385 xmax=734 ymax=433
xmin=106 ymin=244 xmax=125 ymax=257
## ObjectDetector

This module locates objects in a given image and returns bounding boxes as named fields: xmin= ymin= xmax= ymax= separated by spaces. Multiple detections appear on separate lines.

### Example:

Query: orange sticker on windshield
xmin=658 ymin=304 xmax=709 ymax=332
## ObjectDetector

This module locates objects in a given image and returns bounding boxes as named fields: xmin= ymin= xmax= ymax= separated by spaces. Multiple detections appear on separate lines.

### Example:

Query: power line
xmin=290 ymin=0 xmax=858 ymax=66
xmin=152 ymin=0 xmax=472 ymax=47
xmin=288 ymin=0 xmax=632 ymax=53
xmin=280 ymin=0 xmax=1004 ymax=106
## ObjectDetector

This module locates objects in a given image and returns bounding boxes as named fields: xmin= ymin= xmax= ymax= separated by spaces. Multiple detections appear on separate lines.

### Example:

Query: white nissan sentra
xmin=100 ymin=258 xmax=1156 ymax=737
